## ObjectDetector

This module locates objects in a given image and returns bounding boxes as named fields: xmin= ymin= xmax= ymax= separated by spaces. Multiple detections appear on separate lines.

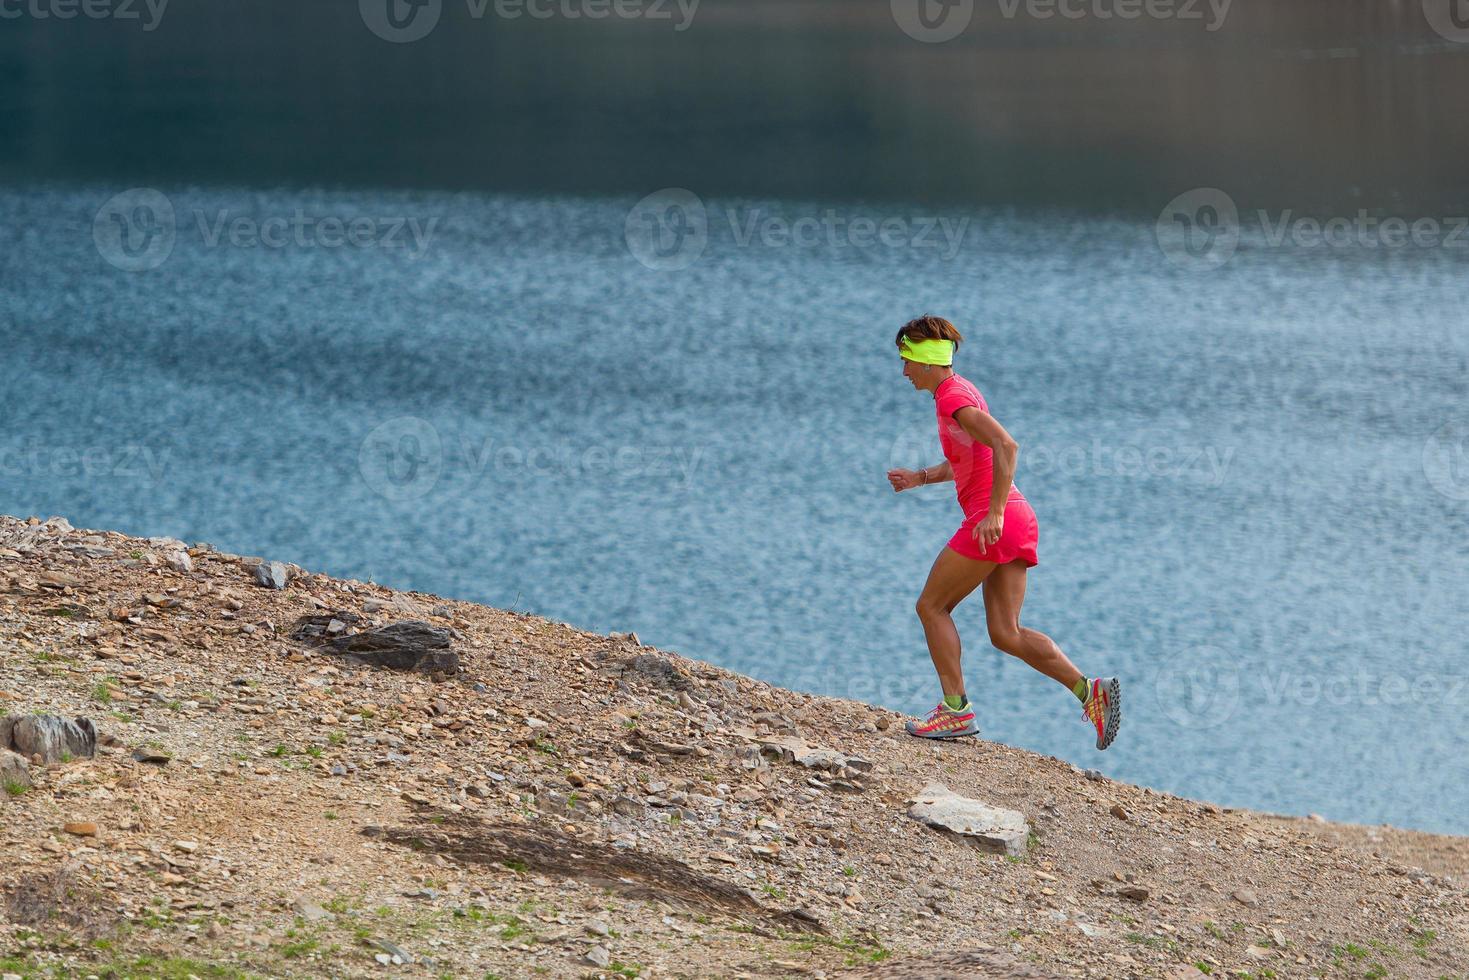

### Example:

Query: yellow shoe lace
xmin=1083 ymin=691 xmax=1104 ymax=726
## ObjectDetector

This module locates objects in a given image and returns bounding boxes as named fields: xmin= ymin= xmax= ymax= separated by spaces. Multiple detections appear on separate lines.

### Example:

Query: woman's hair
xmin=895 ymin=314 xmax=963 ymax=351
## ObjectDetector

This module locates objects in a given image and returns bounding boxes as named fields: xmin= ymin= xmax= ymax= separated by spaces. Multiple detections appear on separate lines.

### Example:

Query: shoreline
xmin=2 ymin=512 xmax=1466 ymax=978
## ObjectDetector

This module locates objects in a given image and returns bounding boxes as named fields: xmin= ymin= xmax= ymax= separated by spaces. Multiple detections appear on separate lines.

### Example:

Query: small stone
xmin=1232 ymin=888 xmax=1259 ymax=908
xmin=584 ymin=918 xmax=610 ymax=937
xmin=1109 ymin=804 xmax=1129 ymax=821
xmin=0 ymin=750 xmax=32 ymax=794
xmin=584 ymin=945 xmax=611 ymax=967
xmin=1085 ymin=769 xmax=1105 ymax=782
xmin=173 ymin=840 xmax=199 ymax=853
xmin=254 ymin=561 xmax=291 ymax=590
xmin=1115 ymin=886 xmax=1150 ymax=902
xmin=293 ymin=898 xmax=332 ymax=922
xmin=132 ymin=747 xmax=172 ymax=765
xmin=165 ymin=551 xmax=193 ymax=573
xmin=63 ymin=822 xmax=98 ymax=837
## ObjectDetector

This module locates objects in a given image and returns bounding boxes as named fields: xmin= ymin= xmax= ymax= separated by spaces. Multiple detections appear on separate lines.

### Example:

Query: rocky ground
xmin=1 ymin=513 xmax=1466 ymax=980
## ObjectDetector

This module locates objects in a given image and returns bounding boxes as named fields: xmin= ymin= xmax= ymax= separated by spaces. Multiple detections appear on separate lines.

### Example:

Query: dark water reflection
xmin=2 ymin=0 xmax=1468 ymax=213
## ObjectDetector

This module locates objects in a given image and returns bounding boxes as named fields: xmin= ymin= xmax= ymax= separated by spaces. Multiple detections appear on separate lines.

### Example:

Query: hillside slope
xmin=1 ymin=514 xmax=1465 ymax=979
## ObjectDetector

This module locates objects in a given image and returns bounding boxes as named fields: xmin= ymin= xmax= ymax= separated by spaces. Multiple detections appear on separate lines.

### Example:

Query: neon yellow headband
xmin=899 ymin=336 xmax=954 ymax=366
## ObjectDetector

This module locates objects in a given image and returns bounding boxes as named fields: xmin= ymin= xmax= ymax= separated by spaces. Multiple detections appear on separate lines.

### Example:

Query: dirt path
xmin=2 ymin=514 xmax=1465 ymax=979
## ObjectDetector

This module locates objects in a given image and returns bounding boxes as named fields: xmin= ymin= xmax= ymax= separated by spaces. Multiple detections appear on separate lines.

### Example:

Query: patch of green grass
xmin=1203 ymin=920 xmax=1225 ymax=939
xmin=1364 ymin=965 xmax=1387 ymax=979
xmin=760 ymin=883 xmax=786 ymax=900
xmin=268 ymin=744 xmax=289 ymax=758
xmin=841 ymin=865 xmax=856 ymax=877
xmin=110 ymin=711 xmax=133 ymax=723
xmin=532 ymin=739 xmax=558 ymax=756
xmin=1125 ymin=932 xmax=1177 ymax=952
xmin=92 ymin=680 xmax=114 ymax=705
xmin=1192 ymin=963 xmax=1213 ymax=975
xmin=303 ymin=746 xmax=323 ymax=759
xmin=94 ymin=955 xmax=251 ymax=979
xmin=4 ymin=780 xmax=28 ymax=798
xmin=609 ymin=962 xmax=642 ymax=978
xmin=502 ymin=860 xmax=528 ymax=873
xmin=785 ymin=931 xmax=890 ymax=966
xmin=1412 ymin=928 xmax=1437 ymax=957
xmin=323 ymin=810 xmax=338 ymax=820
xmin=280 ymin=936 xmax=319 ymax=959
xmin=328 ymin=731 xmax=345 ymax=745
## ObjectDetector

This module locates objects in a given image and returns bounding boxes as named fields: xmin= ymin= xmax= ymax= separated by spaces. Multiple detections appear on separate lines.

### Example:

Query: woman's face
xmin=902 ymin=357 xmax=929 ymax=389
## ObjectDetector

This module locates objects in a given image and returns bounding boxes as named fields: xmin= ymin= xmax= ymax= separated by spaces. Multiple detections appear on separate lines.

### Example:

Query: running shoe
xmin=904 ymin=700 xmax=980 ymax=739
xmin=1082 ymin=677 xmax=1121 ymax=750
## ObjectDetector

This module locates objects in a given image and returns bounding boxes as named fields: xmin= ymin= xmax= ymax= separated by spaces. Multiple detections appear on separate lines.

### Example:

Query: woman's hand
xmin=887 ymin=468 xmax=922 ymax=492
xmin=972 ymin=512 xmax=1004 ymax=550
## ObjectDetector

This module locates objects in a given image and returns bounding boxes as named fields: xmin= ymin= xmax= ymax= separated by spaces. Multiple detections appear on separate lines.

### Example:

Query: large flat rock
xmin=907 ymin=782 xmax=1030 ymax=857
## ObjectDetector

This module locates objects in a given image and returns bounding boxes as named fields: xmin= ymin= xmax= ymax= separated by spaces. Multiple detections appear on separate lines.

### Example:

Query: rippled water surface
xmin=3 ymin=185 xmax=1468 ymax=833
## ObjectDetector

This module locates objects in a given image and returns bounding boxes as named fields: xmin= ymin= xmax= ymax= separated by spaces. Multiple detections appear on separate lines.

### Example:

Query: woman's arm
xmin=887 ymin=461 xmax=951 ymax=492
xmin=953 ymin=406 xmax=1019 ymax=546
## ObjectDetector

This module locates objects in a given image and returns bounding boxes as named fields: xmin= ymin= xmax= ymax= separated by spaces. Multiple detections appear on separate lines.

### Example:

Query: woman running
xmin=886 ymin=315 xmax=1121 ymax=748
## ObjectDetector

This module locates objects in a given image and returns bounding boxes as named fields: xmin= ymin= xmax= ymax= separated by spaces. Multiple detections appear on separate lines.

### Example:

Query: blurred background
xmin=2 ymin=0 xmax=1467 ymax=832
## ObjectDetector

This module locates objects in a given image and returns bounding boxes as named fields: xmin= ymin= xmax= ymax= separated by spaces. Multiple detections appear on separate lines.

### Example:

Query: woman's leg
xmin=915 ymin=547 xmax=997 ymax=698
xmin=981 ymin=560 xmax=1084 ymax=688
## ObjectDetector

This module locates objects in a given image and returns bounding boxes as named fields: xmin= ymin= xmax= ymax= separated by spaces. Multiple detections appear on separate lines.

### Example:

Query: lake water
xmin=4 ymin=183 xmax=1468 ymax=833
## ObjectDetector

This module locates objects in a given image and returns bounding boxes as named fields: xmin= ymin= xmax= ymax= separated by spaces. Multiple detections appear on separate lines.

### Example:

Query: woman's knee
xmin=915 ymin=595 xmax=946 ymax=621
xmin=988 ymin=623 xmax=1023 ymax=654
